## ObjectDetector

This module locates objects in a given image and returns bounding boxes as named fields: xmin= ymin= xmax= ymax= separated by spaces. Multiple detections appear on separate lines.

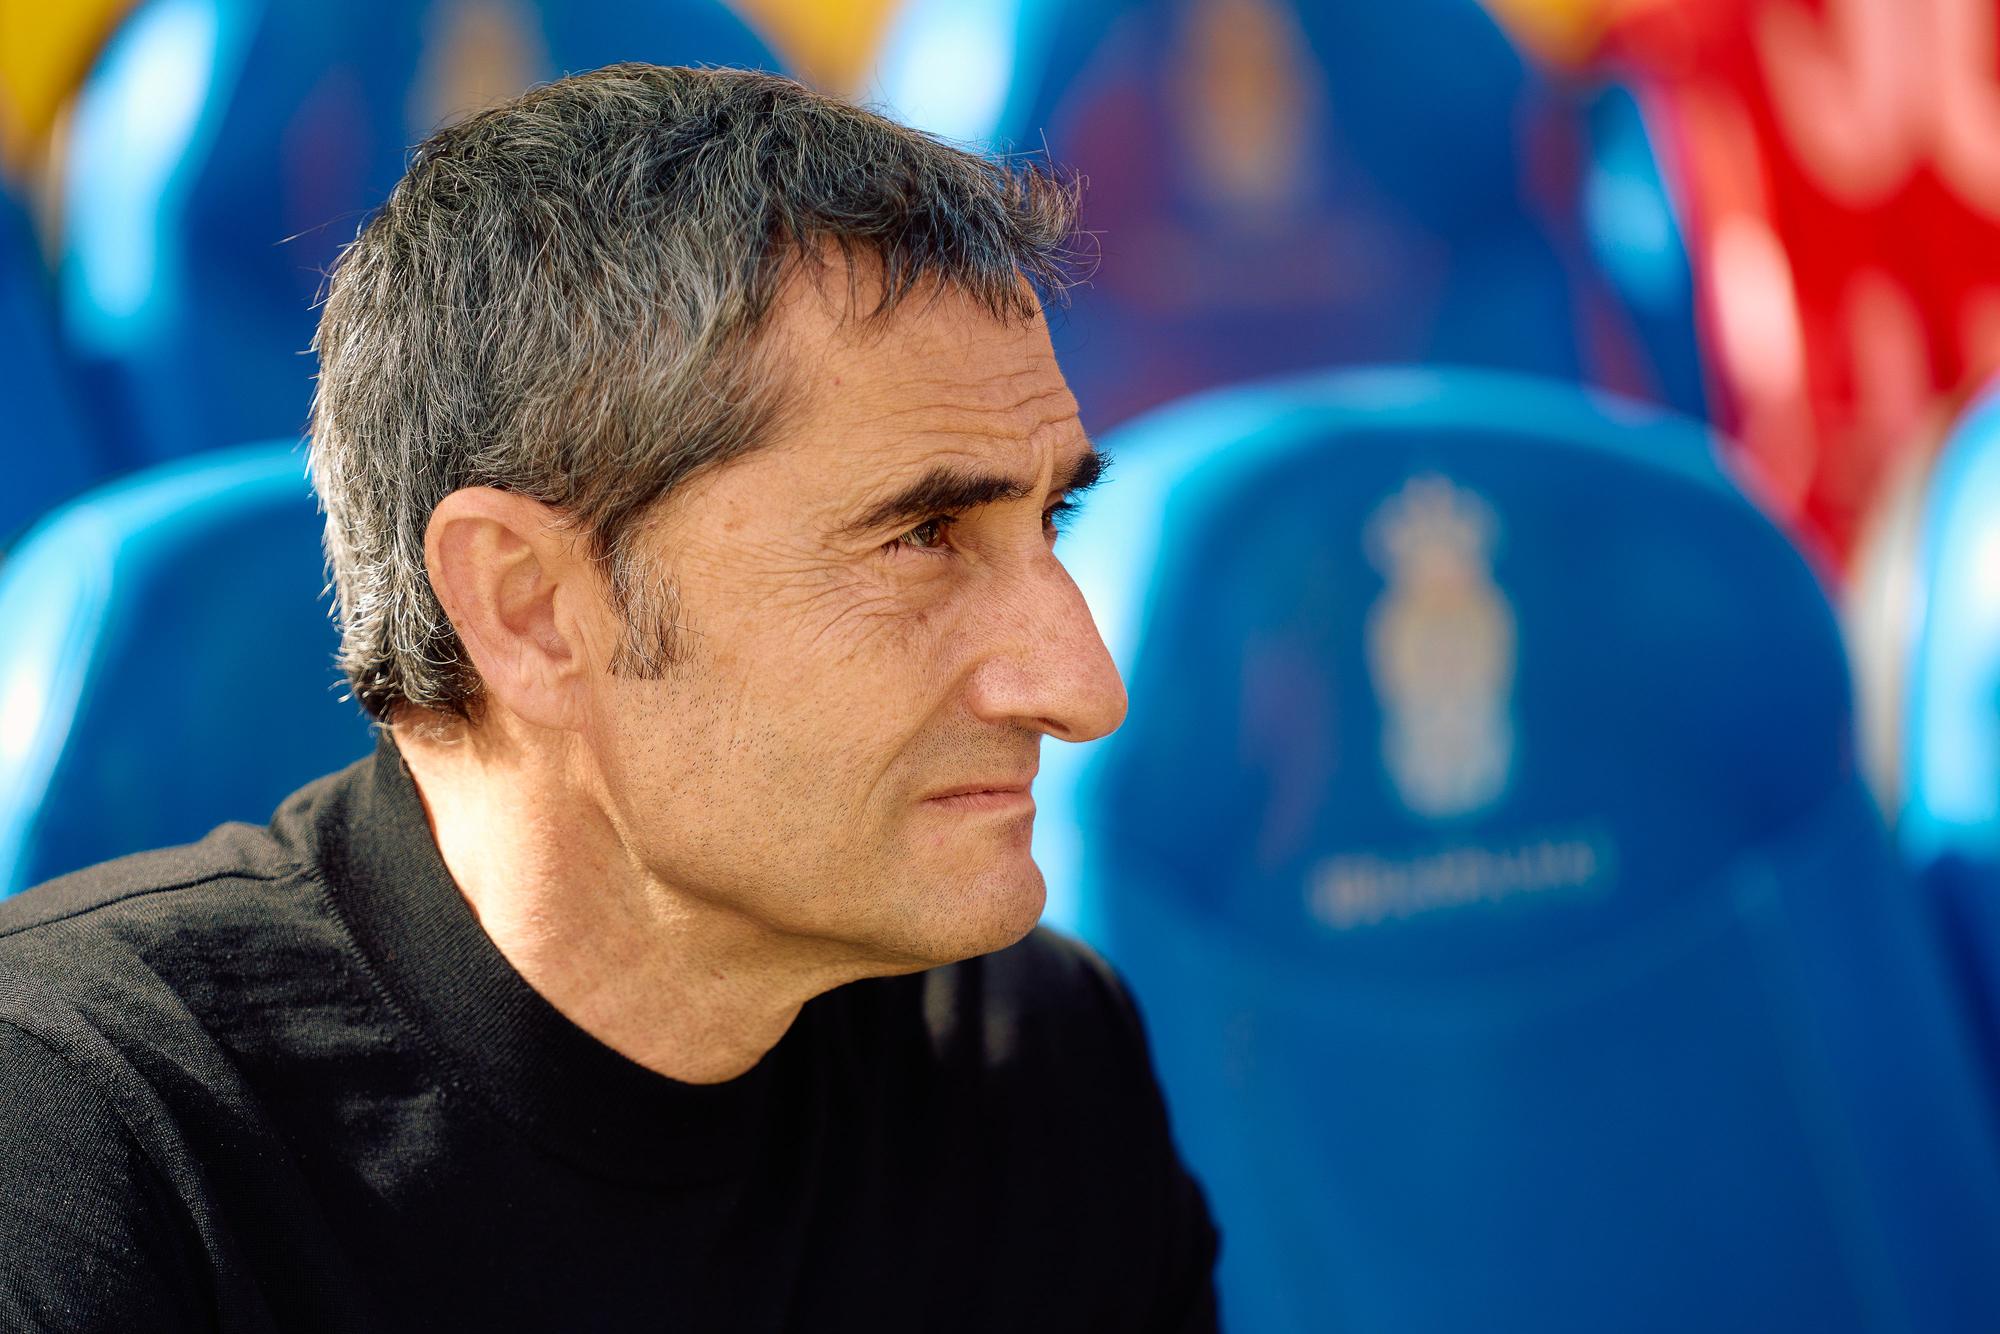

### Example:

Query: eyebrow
xmin=840 ymin=448 xmax=1110 ymax=537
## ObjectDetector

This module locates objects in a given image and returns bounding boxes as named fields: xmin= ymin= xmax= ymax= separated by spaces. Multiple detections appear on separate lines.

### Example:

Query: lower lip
xmin=924 ymin=789 xmax=1035 ymax=813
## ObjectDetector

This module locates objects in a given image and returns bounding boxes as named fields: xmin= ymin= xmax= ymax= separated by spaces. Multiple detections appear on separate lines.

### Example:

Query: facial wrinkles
xmin=716 ymin=401 xmax=1081 ymax=665
xmin=671 ymin=493 xmax=926 ymax=677
xmin=847 ymin=367 xmax=1076 ymax=439
xmin=679 ymin=514 xmax=1040 ymax=836
xmin=622 ymin=540 xmax=904 ymax=838
xmin=605 ymin=283 xmax=1088 ymax=906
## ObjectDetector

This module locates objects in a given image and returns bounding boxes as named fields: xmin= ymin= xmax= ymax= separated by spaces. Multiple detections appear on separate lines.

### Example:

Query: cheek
xmin=632 ymin=595 xmax=957 ymax=812
xmin=748 ymin=560 xmax=961 ymax=709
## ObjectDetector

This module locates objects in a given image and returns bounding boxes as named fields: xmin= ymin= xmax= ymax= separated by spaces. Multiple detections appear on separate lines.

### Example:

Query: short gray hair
xmin=309 ymin=63 xmax=1081 ymax=724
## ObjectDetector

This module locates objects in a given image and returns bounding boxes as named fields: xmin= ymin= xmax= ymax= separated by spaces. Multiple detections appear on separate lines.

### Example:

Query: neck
xmin=392 ymin=715 xmax=857 ymax=1084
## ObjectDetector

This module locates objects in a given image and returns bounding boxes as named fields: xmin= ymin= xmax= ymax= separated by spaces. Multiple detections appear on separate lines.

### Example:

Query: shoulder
xmin=0 ymin=817 xmax=318 ymax=1128
xmin=0 ymin=759 xmax=354 ymax=957
xmin=0 ymin=820 xmax=300 ymax=933
xmin=0 ymin=815 xmax=317 ymax=972
xmin=0 ymin=809 xmax=343 ymax=1089
xmin=0 ymin=1015 xmax=166 ymax=1192
xmin=0 ymin=1018 xmax=211 ymax=1329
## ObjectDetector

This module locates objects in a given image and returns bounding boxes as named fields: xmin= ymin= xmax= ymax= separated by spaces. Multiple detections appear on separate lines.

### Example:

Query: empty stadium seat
xmin=1905 ymin=386 xmax=2000 ymax=868
xmin=873 ymin=0 xmax=1706 ymax=434
xmin=57 ymin=0 xmax=779 ymax=469
xmin=1903 ymin=383 xmax=2000 ymax=1082
xmin=1 ymin=180 xmax=103 ymax=546
xmin=0 ymin=443 xmax=371 ymax=896
xmin=1050 ymin=366 xmax=2000 ymax=1333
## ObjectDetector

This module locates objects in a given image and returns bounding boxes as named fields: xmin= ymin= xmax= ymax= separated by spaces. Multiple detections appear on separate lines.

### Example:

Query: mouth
xmin=922 ymin=779 xmax=1036 ymax=813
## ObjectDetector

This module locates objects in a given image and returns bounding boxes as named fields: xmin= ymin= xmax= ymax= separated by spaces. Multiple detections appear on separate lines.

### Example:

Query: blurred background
xmin=6 ymin=0 xmax=2000 ymax=1329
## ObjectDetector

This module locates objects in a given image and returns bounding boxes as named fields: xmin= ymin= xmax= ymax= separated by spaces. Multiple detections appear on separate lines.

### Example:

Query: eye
xmin=1044 ymin=496 xmax=1079 ymax=540
xmin=893 ymin=515 xmax=956 ymax=552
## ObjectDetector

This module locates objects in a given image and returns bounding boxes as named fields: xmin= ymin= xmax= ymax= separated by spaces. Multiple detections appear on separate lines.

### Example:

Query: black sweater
xmin=0 ymin=742 xmax=1217 ymax=1331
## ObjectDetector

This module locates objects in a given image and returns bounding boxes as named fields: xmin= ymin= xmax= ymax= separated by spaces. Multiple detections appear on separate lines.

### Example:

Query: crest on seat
xmin=1364 ymin=473 xmax=1516 ymax=819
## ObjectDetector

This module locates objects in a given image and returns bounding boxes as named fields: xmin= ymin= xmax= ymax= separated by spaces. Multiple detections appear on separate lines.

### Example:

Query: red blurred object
xmin=1601 ymin=0 xmax=2000 ymax=570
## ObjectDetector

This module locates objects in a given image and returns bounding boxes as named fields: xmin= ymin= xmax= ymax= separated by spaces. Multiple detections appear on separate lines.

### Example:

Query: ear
xmin=424 ymin=487 xmax=605 ymax=733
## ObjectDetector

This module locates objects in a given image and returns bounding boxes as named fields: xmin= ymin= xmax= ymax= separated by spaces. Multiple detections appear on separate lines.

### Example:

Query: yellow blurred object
xmin=1172 ymin=0 xmax=1321 ymax=213
xmin=1475 ymin=0 xmax=1673 ymax=68
xmin=0 ymin=0 xmax=133 ymax=175
xmin=411 ymin=0 xmax=549 ymax=136
xmin=730 ymin=0 xmax=905 ymax=93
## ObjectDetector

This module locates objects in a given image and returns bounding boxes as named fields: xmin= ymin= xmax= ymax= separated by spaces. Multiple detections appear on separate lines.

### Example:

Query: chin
xmin=978 ymin=861 xmax=1049 ymax=950
xmin=886 ymin=854 xmax=1047 ymax=970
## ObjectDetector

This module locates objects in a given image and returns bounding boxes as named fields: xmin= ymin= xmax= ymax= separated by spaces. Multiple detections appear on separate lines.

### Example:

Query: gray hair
xmin=309 ymin=63 xmax=1081 ymax=724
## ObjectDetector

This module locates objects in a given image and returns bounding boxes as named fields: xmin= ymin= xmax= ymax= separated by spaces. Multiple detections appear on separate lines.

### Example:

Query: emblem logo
xmin=1364 ymin=474 xmax=1517 ymax=819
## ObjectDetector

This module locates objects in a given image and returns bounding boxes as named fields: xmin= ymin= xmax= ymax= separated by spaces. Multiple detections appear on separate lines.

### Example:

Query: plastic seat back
xmin=58 ymin=0 xmax=778 ymax=469
xmin=1903 ymin=384 xmax=2000 ymax=1088
xmin=1055 ymin=367 xmax=2000 ymax=1333
xmin=1 ymin=180 xmax=102 ymax=545
xmin=0 ymin=443 xmax=372 ymax=895
xmin=874 ymin=0 xmax=1705 ymax=433
xmin=1905 ymin=386 xmax=2000 ymax=868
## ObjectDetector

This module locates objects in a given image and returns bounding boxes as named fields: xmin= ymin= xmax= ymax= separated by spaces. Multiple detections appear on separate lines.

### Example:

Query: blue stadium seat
xmin=0 ymin=443 xmax=372 ymax=897
xmin=873 ymin=0 xmax=1706 ymax=434
xmin=1 ymin=181 xmax=103 ymax=546
xmin=57 ymin=0 xmax=779 ymax=469
xmin=1905 ymin=386 xmax=2000 ymax=867
xmin=1047 ymin=367 xmax=2000 ymax=1333
xmin=1903 ymin=384 xmax=2000 ymax=1087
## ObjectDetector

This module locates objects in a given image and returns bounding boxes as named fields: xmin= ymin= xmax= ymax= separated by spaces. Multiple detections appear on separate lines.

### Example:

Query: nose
xmin=964 ymin=548 xmax=1129 ymax=743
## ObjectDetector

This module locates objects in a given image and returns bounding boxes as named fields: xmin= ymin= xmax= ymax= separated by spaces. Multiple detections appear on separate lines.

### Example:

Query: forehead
xmin=763 ymin=262 xmax=1084 ymax=481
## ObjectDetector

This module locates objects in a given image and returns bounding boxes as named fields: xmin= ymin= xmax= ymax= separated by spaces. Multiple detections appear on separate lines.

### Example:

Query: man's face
xmin=576 ymin=272 xmax=1126 ymax=972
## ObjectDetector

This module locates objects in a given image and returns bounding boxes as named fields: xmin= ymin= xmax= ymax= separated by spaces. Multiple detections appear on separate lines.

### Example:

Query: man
xmin=0 ymin=66 xmax=1218 ymax=1330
